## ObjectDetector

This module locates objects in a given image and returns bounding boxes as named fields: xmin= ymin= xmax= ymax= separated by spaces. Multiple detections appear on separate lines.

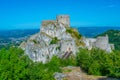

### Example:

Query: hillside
xmin=0 ymin=29 xmax=39 ymax=49
xmin=96 ymin=30 xmax=120 ymax=50
xmin=78 ymin=27 xmax=120 ymax=37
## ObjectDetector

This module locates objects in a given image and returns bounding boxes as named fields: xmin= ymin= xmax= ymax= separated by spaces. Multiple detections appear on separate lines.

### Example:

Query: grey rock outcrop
xmin=54 ymin=72 xmax=66 ymax=80
xmin=20 ymin=15 xmax=79 ymax=63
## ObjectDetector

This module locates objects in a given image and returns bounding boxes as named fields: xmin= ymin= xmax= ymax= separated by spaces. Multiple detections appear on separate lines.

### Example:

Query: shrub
xmin=50 ymin=37 xmax=59 ymax=44
xmin=66 ymin=28 xmax=83 ymax=46
xmin=60 ymin=56 xmax=76 ymax=67
xmin=76 ymin=48 xmax=120 ymax=78
xmin=32 ymin=39 xmax=38 ymax=44
xmin=0 ymin=47 xmax=76 ymax=80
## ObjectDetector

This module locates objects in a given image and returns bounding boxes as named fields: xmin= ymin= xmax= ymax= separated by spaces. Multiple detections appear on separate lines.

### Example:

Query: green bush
xmin=50 ymin=37 xmax=59 ymax=44
xmin=60 ymin=56 xmax=76 ymax=67
xmin=33 ymin=39 xmax=38 ymax=44
xmin=0 ymin=47 xmax=32 ymax=80
xmin=76 ymin=48 xmax=120 ymax=78
xmin=0 ymin=47 xmax=76 ymax=80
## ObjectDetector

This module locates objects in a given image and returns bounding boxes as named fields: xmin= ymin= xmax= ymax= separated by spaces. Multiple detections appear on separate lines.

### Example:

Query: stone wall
xmin=94 ymin=35 xmax=109 ymax=50
xmin=57 ymin=15 xmax=70 ymax=27
xmin=42 ymin=20 xmax=56 ymax=27
xmin=83 ymin=35 xmax=114 ymax=52
xmin=41 ymin=15 xmax=70 ymax=29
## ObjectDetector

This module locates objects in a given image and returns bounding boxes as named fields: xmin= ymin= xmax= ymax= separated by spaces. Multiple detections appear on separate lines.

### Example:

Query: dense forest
xmin=0 ymin=47 xmax=76 ymax=80
xmin=77 ymin=48 xmax=120 ymax=78
xmin=96 ymin=30 xmax=120 ymax=50
xmin=0 ymin=47 xmax=120 ymax=79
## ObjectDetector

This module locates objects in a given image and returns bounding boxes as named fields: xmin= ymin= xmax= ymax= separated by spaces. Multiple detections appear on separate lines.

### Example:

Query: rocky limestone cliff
xmin=20 ymin=15 xmax=82 ymax=63
xmin=20 ymin=15 xmax=114 ymax=63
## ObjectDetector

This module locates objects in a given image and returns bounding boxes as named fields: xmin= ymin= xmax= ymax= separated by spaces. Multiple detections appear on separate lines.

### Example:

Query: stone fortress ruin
xmin=57 ymin=15 xmax=70 ymax=27
xmin=42 ymin=15 xmax=70 ymax=27
xmin=40 ymin=15 xmax=76 ymax=58
xmin=83 ymin=35 xmax=114 ymax=52
xmin=41 ymin=15 xmax=114 ymax=53
xmin=20 ymin=15 xmax=114 ymax=63
xmin=20 ymin=15 xmax=77 ymax=63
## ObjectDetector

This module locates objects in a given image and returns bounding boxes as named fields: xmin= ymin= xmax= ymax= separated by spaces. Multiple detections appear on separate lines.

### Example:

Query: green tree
xmin=76 ymin=48 xmax=120 ymax=78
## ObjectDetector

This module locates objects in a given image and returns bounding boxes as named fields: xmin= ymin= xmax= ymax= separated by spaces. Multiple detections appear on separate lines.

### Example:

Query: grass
xmin=66 ymin=27 xmax=84 ymax=46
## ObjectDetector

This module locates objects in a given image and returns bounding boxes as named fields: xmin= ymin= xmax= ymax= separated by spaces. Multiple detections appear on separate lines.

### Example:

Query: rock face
xmin=20 ymin=15 xmax=80 ymax=63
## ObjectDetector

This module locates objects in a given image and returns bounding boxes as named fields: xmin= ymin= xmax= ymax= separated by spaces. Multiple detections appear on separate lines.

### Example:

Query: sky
xmin=0 ymin=0 xmax=120 ymax=30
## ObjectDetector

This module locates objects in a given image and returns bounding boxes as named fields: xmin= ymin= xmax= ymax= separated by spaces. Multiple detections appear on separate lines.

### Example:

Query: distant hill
xmin=77 ymin=27 xmax=120 ymax=37
xmin=96 ymin=30 xmax=120 ymax=50
xmin=0 ymin=29 xmax=39 ymax=49
xmin=0 ymin=29 xmax=39 ymax=38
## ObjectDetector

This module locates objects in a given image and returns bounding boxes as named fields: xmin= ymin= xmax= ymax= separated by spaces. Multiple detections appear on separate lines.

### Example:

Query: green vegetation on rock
xmin=66 ymin=28 xmax=82 ymax=39
xmin=56 ymin=46 xmax=60 ymax=50
xmin=66 ymin=27 xmax=84 ymax=46
xmin=50 ymin=37 xmax=59 ymax=44
xmin=33 ymin=39 xmax=38 ymax=44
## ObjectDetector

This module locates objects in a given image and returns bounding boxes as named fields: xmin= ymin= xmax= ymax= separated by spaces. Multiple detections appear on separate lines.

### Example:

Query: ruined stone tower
xmin=83 ymin=34 xmax=114 ymax=52
xmin=94 ymin=35 xmax=109 ymax=50
xmin=94 ymin=35 xmax=112 ymax=52
xmin=41 ymin=15 xmax=70 ymax=27
xmin=57 ymin=15 xmax=70 ymax=27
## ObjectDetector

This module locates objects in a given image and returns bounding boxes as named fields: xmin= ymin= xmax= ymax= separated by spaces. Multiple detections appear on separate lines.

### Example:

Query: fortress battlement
xmin=42 ymin=20 xmax=56 ymax=26
xmin=41 ymin=15 xmax=70 ymax=27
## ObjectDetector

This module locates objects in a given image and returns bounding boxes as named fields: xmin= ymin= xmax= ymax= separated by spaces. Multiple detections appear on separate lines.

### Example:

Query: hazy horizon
xmin=0 ymin=26 xmax=120 ymax=31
